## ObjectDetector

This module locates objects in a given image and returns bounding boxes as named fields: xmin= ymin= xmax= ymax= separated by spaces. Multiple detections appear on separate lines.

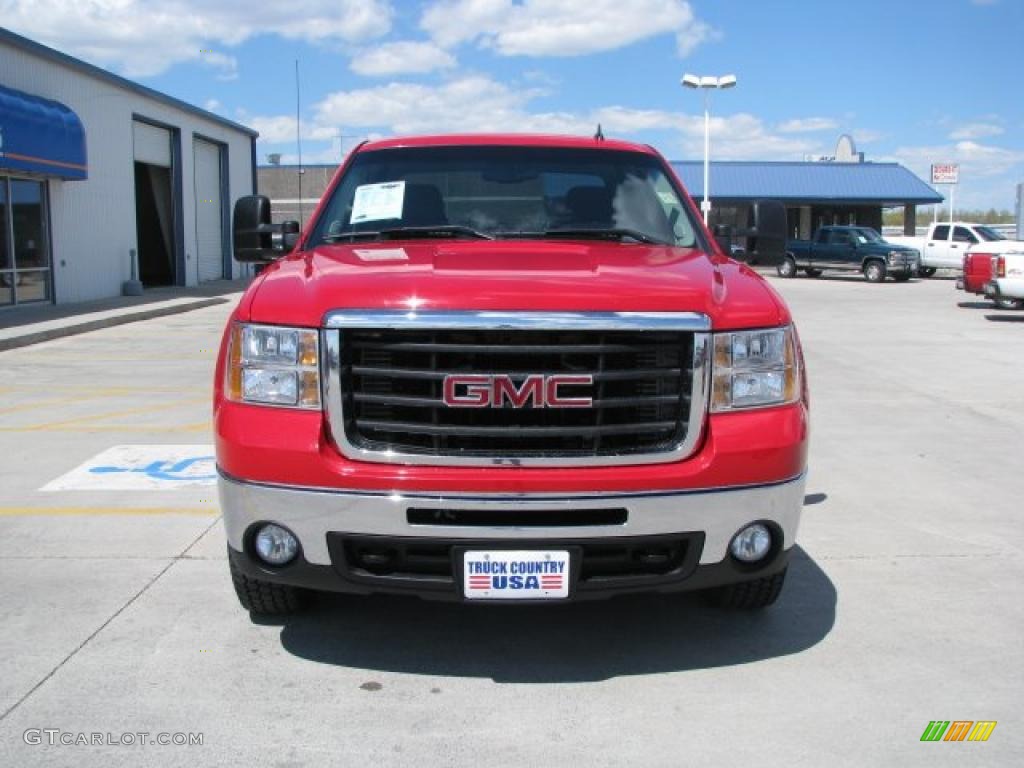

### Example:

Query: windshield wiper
xmin=323 ymin=224 xmax=493 ymax=243
xmin=540 ymin=227 xmax=666 ymax=245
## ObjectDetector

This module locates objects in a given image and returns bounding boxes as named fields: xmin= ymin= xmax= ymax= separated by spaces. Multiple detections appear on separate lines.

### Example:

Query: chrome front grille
xmin=323 ymin=311 xmax=710 ymax=467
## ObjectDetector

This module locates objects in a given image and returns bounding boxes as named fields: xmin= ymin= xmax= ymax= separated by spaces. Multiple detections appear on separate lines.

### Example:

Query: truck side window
xmin=932 ymin=225 xmax=950 ymax=241
xmin=829 ymin=230 xmax=850 ymax=245
xmin=953 ymin=226 xmax=977 ymax=244
xmin=816 ymin=229 xmax=829 ymax=243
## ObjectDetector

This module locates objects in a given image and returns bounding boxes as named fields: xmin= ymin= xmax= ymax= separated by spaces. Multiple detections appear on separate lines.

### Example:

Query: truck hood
xmin=967 ymin=240 xmax=1024 ymax=255
xmin=881 ymin=242 xmax=920 ymax=253
xmin=245 ymin=240 xmax=788 ymax=330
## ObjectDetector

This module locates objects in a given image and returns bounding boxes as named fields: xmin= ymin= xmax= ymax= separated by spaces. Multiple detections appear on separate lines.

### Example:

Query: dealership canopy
xmin=0 ymin=82 xmax=87 ymax=180
xmin=671 ymin=161 xmax=942 ymax=206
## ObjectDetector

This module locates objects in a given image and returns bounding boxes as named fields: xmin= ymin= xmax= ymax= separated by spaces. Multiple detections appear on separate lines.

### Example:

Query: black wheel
xmin=863 ymin=260 xmax=886 ymax=283
xmin=777 ymin=256 xmax=798 ymax=278
xmin=918 ymin=267 xmax=936 ymax=278
xmin=707 ymin=567 xmax=787 ymax=609
xmin=229 ymin=553 xmax=306 ymax=616
xmin=805 ymin=269 xmax=822 ymax=278
xmin=993 ymin=297 xmax=1024 ymax=310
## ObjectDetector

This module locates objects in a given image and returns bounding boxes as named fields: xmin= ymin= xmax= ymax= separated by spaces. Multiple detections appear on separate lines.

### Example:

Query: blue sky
xmin=5 ymin=0 xmax=1022 ymax=209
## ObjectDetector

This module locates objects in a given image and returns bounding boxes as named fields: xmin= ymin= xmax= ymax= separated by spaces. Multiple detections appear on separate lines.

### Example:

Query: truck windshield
xmin=853 ymin=228 xmax=883 ymax=244
xmin=309 ymin=146 xmax=703 ymax=249
xmin=975 ymin=226 xmax=1005 ymax=242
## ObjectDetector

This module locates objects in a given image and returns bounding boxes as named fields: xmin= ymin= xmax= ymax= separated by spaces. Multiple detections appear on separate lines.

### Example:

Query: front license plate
xmin=463 ymin=550 xmax=570 ymax=600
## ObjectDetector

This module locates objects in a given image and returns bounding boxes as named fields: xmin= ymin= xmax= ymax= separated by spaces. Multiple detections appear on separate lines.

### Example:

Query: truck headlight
xmin=225 ymin=324 xmax=320 ymax=409
xmin=711 ymin=327 xmax=800 ymax=411
xmin=887 ymin=251 xmax=904 ymax=264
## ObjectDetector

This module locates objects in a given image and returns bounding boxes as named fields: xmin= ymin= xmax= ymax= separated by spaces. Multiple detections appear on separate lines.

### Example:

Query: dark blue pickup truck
xmin=780 ymin=226 xmax=920 ymax=282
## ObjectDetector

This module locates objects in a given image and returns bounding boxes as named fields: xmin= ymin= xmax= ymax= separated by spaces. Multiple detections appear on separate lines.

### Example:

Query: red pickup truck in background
xmin=215 ymin=134 xmax=807 ymax=617
xmin=960 ymin=250 xmax=1024 ymax=310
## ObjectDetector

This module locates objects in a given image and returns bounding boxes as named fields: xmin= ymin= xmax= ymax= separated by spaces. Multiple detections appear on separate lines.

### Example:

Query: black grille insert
xmin=406 ymin=507 xmax=628 ymax=527
xmin=328 ymin=533 xmax=705 ymax=592
xmin=337 ymin=328 xmax=694 ymax=458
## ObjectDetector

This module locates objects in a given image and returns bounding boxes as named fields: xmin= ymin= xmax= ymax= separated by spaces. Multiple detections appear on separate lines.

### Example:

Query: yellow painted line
xmin=0 ymin=422 xmax=212 ymax=434
xmin=0 ymin=392 xmax=130 ymax=416
xmin=0 ymin=506 xmax=218 ymax=517
xmin=5 ymin=398 xmax=207 ymax=432
xmin=0 ymin=385 xmax=203 ymax=395
xmin=8 ymin=356 xmax=213 ymax=362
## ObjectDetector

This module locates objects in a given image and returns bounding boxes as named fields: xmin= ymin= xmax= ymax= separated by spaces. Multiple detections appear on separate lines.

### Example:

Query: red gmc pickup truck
xmin=215 ymin=134 xmax=808 ymax=615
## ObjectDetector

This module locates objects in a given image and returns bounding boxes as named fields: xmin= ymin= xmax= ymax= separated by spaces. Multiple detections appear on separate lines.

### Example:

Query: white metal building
xmin=0 ymin=28 xmax=257 ymax=309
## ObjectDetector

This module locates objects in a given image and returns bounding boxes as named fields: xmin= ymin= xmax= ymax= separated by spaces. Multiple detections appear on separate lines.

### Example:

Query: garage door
xmin=133 ymin=121 xmax=171 ymax=167
xmin=193 ymin=139 xmax=224 ymax=283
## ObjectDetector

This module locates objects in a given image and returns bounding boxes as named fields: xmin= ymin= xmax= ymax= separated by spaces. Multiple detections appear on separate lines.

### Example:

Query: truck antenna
xmin=295 ymin=58 xmax=303 ymax=226
xmin=594 ymin=124 xmax=605 ymax=141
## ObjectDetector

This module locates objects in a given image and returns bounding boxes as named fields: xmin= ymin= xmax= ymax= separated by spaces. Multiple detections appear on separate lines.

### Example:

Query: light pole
xmin=681 ymin=73 xmax=737 ymax=226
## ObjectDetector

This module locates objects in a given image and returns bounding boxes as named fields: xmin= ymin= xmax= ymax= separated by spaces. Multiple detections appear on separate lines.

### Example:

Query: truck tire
xmin=863 ymin=260 xmax=886 ymax=283
xmin=993 ymin=297 xmax=1024 ymax=310
xmin=230 ymin=554 xmax=306 ymax=616
xmin=777 ymin=256 xmax=797 ymax=278
xmin=707 ymin=568 xmax=787 ymax=609
xmin=918 ymin=267 xmax=936 ymax=278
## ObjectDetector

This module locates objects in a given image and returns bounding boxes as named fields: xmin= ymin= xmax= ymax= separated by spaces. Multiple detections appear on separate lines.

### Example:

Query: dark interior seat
xmin=401 ymin=183 xmax=448 ymax=226
xmin=564 ymin=186 xmax=614 ymax=227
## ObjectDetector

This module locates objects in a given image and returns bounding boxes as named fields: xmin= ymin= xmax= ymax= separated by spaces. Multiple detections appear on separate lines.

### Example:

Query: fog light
xmin=254 ymin=524 xmax=299 ymax=566
xmin=730 ymin=523 xmax=772 ymax=563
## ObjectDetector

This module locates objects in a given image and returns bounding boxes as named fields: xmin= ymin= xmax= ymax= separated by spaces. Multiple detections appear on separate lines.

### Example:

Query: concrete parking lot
xmin=0 ymin=276 xmax=1021 ymax=767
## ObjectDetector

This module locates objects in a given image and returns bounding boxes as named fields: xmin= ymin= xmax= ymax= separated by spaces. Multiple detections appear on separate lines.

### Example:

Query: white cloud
xmin=421 ymin=0 xmax=715 ymax=58
xmin=676 ymin=19 xmax=718 ymax=57
xmin=203 ymin=98 xmax=222 ymax=113
xmin=257 ymin=76 xmax=824 ymax=166
xmin=948 ymin=122 xmax=1004 ymax=140
xmin=2 ymin=0 xmax=393 ymax=77
xmin=199 ymin=51 xmax=239 ymax=81
xmin=350 ymin=41 xmax=456 ymax=76
xmin=776 ymin=117 xmax=839 ymax=134
xmin=249 ymin=115 xmax=337 ymax=144
xmin=883 ymin=140 xmax=1024 ymax=209
xmin=850 ymin=129 xmax=884 ymax=144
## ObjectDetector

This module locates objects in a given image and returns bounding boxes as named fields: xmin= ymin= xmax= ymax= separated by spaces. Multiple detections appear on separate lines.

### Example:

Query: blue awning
xmin=0 ymin=83 xmax=87 ymax=180
xmin=671 ymin=161 xmax=942 ymax=206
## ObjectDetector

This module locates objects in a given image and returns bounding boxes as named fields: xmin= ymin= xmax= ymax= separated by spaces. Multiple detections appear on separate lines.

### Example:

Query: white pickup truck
xmin=985 ymin=251 xmax=1024 ymax=307
xmin=887 ymin=222 xmax=1022 ymax=277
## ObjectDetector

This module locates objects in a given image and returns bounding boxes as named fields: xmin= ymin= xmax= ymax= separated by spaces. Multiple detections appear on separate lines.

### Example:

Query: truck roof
xmin=359 ymin=133 xmax=658 ymax=155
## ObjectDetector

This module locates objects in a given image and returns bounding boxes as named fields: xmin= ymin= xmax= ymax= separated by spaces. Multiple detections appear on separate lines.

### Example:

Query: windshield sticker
xmin=353 ymin=248 xmax=409 ymax=262
xmin=351 ymin=181 xmax=405 ymax=224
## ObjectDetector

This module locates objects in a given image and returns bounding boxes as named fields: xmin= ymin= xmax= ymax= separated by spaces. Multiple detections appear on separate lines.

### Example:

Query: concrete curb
xmin=0 ymin=297 xmax=230 ymax=353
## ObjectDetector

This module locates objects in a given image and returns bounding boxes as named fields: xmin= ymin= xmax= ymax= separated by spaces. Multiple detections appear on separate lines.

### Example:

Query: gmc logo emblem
xmin=443 ymin=374 xmax=594 ymax=408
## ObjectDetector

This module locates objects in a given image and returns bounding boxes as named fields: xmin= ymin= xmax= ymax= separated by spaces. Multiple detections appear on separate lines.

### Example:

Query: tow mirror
xmin=233 ymin=197 xmax=301 ymax=261
xmin=233 ymin=195 xmax=277 ymax=262
xmin=713 ymin=223 xmax=733 ymax=256
xmin=280 ymin=220 xmax=300 ymax=253
xmin=745 ymin=200 xmax=787 ymax=266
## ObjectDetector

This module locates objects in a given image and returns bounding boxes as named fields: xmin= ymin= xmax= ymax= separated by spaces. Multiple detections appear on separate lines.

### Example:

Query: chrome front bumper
xmin=219 ymin=471 xmax=806 ymax=567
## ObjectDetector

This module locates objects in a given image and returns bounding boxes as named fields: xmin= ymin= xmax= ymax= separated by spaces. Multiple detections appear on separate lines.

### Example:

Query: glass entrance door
xmin=0 ymin=176 xmax=51 ymax=306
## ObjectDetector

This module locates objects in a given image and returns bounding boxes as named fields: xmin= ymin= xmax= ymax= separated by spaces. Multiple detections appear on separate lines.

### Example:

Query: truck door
xmin=949 ymin=226 xmax=979 ymax=269
xmin=824 ymin=229 xmax=856 ymax=270
xmin=805 ymin=228 xmax=831 ymax=269
xmin=925 ymin=224 xmax=951 ymax=268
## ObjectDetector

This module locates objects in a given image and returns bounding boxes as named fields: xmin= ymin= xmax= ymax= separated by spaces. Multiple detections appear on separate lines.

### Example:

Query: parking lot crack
xmin=0 ymin=515 xmax=222 ymax=723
